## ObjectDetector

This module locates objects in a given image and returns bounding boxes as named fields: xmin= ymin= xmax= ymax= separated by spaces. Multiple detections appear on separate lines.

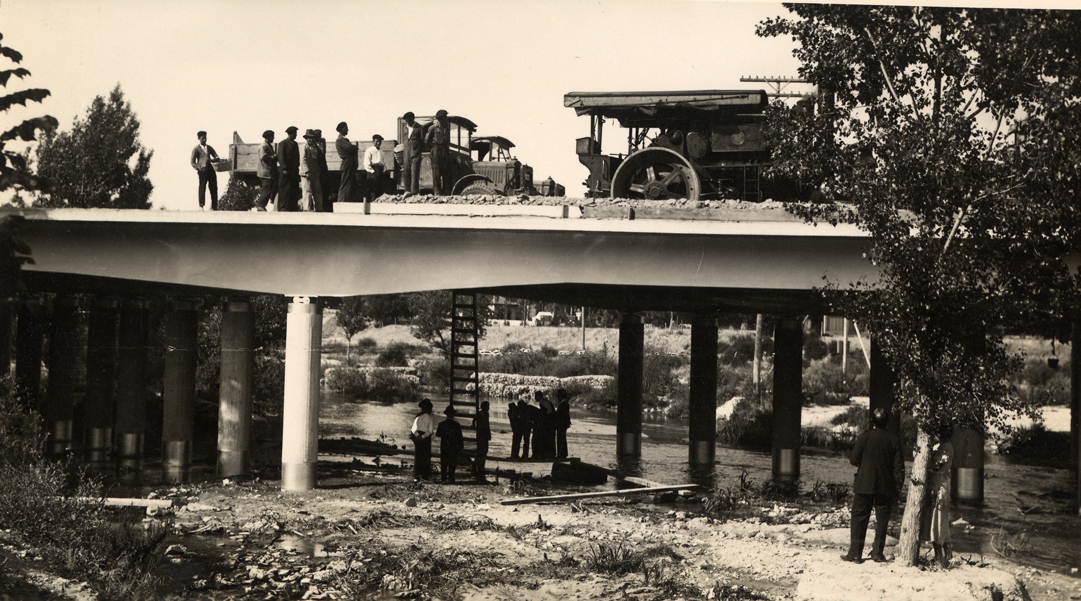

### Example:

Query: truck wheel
xmin=460 ymin=182 xmax=499 ymax=197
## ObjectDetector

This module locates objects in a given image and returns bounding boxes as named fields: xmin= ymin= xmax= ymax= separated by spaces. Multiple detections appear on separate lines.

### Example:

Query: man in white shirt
xmin=410 ymin=398 xmax=436 ymax=481
xmin=363 ymin=134 xmax=386 ymax=202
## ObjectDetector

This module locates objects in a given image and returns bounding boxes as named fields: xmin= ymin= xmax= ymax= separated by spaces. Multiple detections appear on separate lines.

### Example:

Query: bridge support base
xmin=219 ymin=300 xmax=254 ymax=479
xmin=116 ymin=300 xmax=148 ymax=480
xmin=951 ymin=427 xmax=984 ymax=505
xmin=45 ymin=297 xmax=78 ymax=457
xmin=85 ymin=299 xmax=118 ymax=470
xmin=772 ymin=317 xmax=802 ymax=481
xmin=616 ymin=314 xmax=643 ymax=459
xmin=281 ymin=297 xmax=322 ymax=491
xmin=688 ymin=316 xmax=718 ymax=466
xmin=163 ymin=301 xmax=198 ymax=483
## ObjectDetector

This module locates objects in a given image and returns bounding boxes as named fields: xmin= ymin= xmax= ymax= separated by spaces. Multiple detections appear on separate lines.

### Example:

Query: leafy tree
xmin=758 ymin=6 xmax=1081 ymax=565
xmin=335 ymin=296 xmax=369 ymax=353
xmin=408 ymin=291 xmax=489 ymax=358
xmin=218 ymin=174 xmax=257 ymax=211
xmin=0 ymin=32 xmax=57 ymax=195
xmin=365 ymin=293 xmax=413 ymax=326
xmin=34 ymin=84 xmax=153 ymax=209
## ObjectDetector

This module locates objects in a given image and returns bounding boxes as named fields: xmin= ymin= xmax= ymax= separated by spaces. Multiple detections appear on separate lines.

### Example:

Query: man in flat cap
xmin=315 ymin=129 xmax=330 ymax=211
xmin=336 ymin=121 xmax=359 ymax=204
xmin=363 ymin=134 xmax=386 ymax=202
xmin=425 ymin=109 xmax=450 ymax=196
xmin=402 ymin=112 xmax=423 ymax=195
xmin=190 ymin=130 xmax=220 ymax=210
xmin=277 ymin=126 xmax=301 ymax=211
xmin=255 ymin=129 xmax=278 ymax=211
xmin=303 ymin=129 xmax=324 ymax=212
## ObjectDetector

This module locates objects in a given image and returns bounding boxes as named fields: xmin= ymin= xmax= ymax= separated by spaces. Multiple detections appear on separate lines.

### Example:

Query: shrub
xmin=716 ymin=397 xmax=773 ymax=450
xmin=802 ymin=358 xmax=868 ymax=405
xmin=367 ymin=369 xmax=421 ymax=404
xmin=539 ymin=345 xmax=560 ymax=358
xmin=417 ymin=357 xmax=451 ymax=390
xmin=803 ymin=334 xmax=829 ymax=361
xmin=1013 ymin=358 xmax=1070 ymax=406
xmin=376 ymin=342 xmax=412 ymax=367
xmin=994 ymin=422 xmax=1070 ymax=461
xmin=325 ymin=367 xmax=368 ymax=394
xmin=355 ymin=337 xmax=379 ymax=354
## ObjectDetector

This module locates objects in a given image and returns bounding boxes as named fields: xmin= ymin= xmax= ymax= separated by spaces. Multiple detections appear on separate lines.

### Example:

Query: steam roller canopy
xmin=610 ymin=147 xmax=701 ymax=201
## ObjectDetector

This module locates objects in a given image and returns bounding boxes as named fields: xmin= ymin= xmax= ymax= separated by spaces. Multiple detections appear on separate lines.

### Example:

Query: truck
xmin=229 ymin=114 xmax=561 ymax=199
xmin=564 ymin=89 xmax=785 ymax=202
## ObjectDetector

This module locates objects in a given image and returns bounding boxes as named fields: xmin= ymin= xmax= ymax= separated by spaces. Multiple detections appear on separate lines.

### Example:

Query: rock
xmin=404 ymin=497 xmax=417 ymax=507
xmin=165 ymin=544 xmax=187 ymax=556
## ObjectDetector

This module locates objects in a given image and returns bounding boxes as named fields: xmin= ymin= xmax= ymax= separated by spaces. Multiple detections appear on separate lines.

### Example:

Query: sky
xmin=2 ymin=0 xmax=1070 ymax=210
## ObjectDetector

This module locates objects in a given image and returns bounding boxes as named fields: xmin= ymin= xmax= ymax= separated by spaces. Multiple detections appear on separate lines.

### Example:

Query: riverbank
xmin=4 ymin=464 xmax=1073 ymax=601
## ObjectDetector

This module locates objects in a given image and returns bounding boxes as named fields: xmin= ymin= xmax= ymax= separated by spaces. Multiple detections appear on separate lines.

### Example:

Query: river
xmin=319 ymin=391 xmax=1081 ymax=576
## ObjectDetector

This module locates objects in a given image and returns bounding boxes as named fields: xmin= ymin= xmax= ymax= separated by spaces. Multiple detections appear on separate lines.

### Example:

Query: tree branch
xmin=864 ymin=26 xmax=920 ymax=124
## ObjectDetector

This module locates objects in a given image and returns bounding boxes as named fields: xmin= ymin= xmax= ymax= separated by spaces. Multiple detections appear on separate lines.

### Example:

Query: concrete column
xmin=115 ymin=300 xmax=148 ymax=476
xmin=84 ymin=299 xmax=118 ymax=466
xmin=772 ymin=317 xmax=803 ymax=481
xmin=869 ymin=336 xmax=900 ymax=438
xmin=45 ymin=297 xmax=80 ymax=456
xmin=281 ymin=296 xmax=322 ymax=491
xmin=162 ymin=301 xmax=198 ymax=483
xmin=616 ymin=313 xmax=644 ymax=458
xmin=218 ymin=300 xmax=254 ymax=478
xmin=1072 ymin=321 xmax=1081 ymax=509
xmin=951 ymin=426 xmax=984 ymax=504
xmin=0 ymin=301 xmax=11 ymax=382
xmin=688 ymin=316 xmax=718 ymax=466
xmin=14 ymin=298 xmax=44 ymax=411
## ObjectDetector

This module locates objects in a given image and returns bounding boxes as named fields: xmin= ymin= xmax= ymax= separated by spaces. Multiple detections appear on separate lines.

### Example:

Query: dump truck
xmin=461 ymin=135 xmax=563 ymax=197
xmin=564 ymin=89 xmax=780 ymax=201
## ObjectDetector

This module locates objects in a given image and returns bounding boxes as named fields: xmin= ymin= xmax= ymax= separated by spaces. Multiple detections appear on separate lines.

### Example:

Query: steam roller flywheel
xmin=610 ymin=148 xmax=701 ymax=200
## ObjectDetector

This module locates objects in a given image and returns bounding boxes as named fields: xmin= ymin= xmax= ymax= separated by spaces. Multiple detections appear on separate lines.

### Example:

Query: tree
xmin=218 ymin=174 xmax=258 ymax=211
xmin=408 ymin=291 xmax=489 ymax=357
xmin=335 ymin=297 xmax=369 ymax=353
xmin=758 ymin=6 xmax=1081 ymax=565
xmin=34 ymin=84 xmax=153 ymax=209
xmin=0 ymin=31 xmax=57 ymax=195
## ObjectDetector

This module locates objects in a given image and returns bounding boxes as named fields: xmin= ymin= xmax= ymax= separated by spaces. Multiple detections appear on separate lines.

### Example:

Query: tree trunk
xmin=896 ymin=426 xmax=932 ymax=565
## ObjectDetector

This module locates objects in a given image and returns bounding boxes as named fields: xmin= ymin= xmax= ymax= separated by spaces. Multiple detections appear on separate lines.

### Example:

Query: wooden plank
xmin=500 ymin=483 xmax=699 ymax=505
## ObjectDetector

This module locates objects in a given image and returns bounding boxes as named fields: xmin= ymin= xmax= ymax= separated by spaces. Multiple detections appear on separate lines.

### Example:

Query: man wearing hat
xmin=303 ymin=129 xmax=325 ymax=212
xmin=436 ymin=404 xmax=464 ymax=484
xmin=277 ymin=126 xmax=301 ymax=211
xmin=402 ymin=112 xmax=423 ymax=195
xmin=255 ymin=130 xmax=278 ymax=211
xmin=315 ymin=129 xmax=330 ymax=211
xmin=410 ymin=398 xmax=436 ymax=481
xmin=425 ymin=109 xmax=451 ymax=195
xmin=190 ymin=130 xmax=220 ymax=210
xmin=335 ymin=122 xmax=359 ymax=204
xmin=363 ymin=134 xmax=386 ymax=202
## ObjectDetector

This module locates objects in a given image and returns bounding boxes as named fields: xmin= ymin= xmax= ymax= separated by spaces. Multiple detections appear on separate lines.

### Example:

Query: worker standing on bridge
xmin=277 ymin=126 xmax=301 ymax=211
xmin=363 ymin=134 xmax=386 ymax=202
xmin=426 ymin=109 xmax=450 ymax=196
xmin=402 ymin=112 xmax=423 ymax=195
xmin=255 ymin=130 xmax=278 ymax=211
xmin=303 ymin=129 xmax=324 ymax=212
xmin=190 ymin=131 xmax=220 ymax=210
xmin=335 ymin=122 xmax=359 ymax=204
xmin=315 ymin=130 xmax=330 ymax=211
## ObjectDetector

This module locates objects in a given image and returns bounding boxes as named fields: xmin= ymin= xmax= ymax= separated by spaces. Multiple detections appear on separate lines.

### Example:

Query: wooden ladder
xmin=449 ymin=291 xmax=480 ymax=461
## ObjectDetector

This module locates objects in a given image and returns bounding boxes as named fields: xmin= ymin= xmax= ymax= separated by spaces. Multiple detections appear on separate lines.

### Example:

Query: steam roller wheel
xmin=610 ymin=148 xmax=701 ymax=201
xmin=460 ymin=182 xmax=499 ymax=197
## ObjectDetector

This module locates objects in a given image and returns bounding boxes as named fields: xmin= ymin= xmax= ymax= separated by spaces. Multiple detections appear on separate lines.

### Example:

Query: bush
xmin=1013 ymin=358 xmax=1070 ymax=406
xmin=802 ymin=358 xmax=868 ymax=405
xmin=718 ymin=334 xmax=770 ymax=366
xmin=355 ymin=337 xmax=379 ymax=354
xmin=325 ymin=367 xmax=420 ymax=404
xmin=803 ymin=334 xmax=829 ymax=361
xmin=995 ymin=422 xmax=1070 ymax=461
xmin=416 ymin=357 xmax=451 ymax=390
xmin=376 ymin=342 xmax=412 ymax=367
xmin=716 ymin=397 xmax=773 ymax=450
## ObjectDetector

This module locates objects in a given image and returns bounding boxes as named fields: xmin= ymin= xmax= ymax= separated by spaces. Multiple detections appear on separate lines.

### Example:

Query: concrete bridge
xmin=3 ymin=204 xmax=925 ymax=493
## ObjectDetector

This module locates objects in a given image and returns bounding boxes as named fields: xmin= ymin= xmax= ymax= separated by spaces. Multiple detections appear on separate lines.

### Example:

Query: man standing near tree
xmin=277 ymin=126 xmax=301 ymax=211
xmin=255 ymin=129 xmax=277 ymax=211
xmin=190 ymin=130 xmax=220 ymax=210
xmin=842 ymin=408 xmax=905 ymax=564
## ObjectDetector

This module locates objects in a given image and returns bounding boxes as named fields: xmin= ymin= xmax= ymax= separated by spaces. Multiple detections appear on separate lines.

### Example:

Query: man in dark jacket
xmin=276 ymin=126 xmax=301 ymax=211
xmin=472 ymin=401 xmax=491 ymax=482
xmin=425 ymin=109 xmax=450 ymax=195
xmin=843 ymin=408 xmax=905 ymax=564
xmin=255 ymin=130 xmax=277 ymax=211
xmin=402 ymin=112 xmax=423 ymax=195
xmin=335 ymin=121 xmax=359 ymax=204
xmin=436 ymin=405 xmax=464 ymax=484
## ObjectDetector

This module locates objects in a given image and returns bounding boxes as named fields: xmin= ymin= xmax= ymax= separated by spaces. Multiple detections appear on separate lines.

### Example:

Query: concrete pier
xmin=162 ymin=301 xmax=198 ymax=483
xmin=85 ymin=299 xmax=118 ymax=467
xmin=0 ymin=302 xmax=11 ymax=381
xmin=45 ymin=297 xmax=79 ymax=456
xmin=772 ymin=317 xmax=803 ymax=481
xmin=869 ymin=338 xmax=900 ymax=438
xmin=115 ymin=300 xmax=148 ymax=477
xmin=688 ymin=316 xmax=718 ymax=466
xmin=616 ymin=313 xmax=644 ymax=458
xmin=951 ymin=426 xmax=984 ymax=504
xmin=14 ymin=298 xmax=44 ymax=410
xmin=281 ymin=297 xmax=322 ymax=491
xmin=218 ymin=300 xmax=254 ymax=479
